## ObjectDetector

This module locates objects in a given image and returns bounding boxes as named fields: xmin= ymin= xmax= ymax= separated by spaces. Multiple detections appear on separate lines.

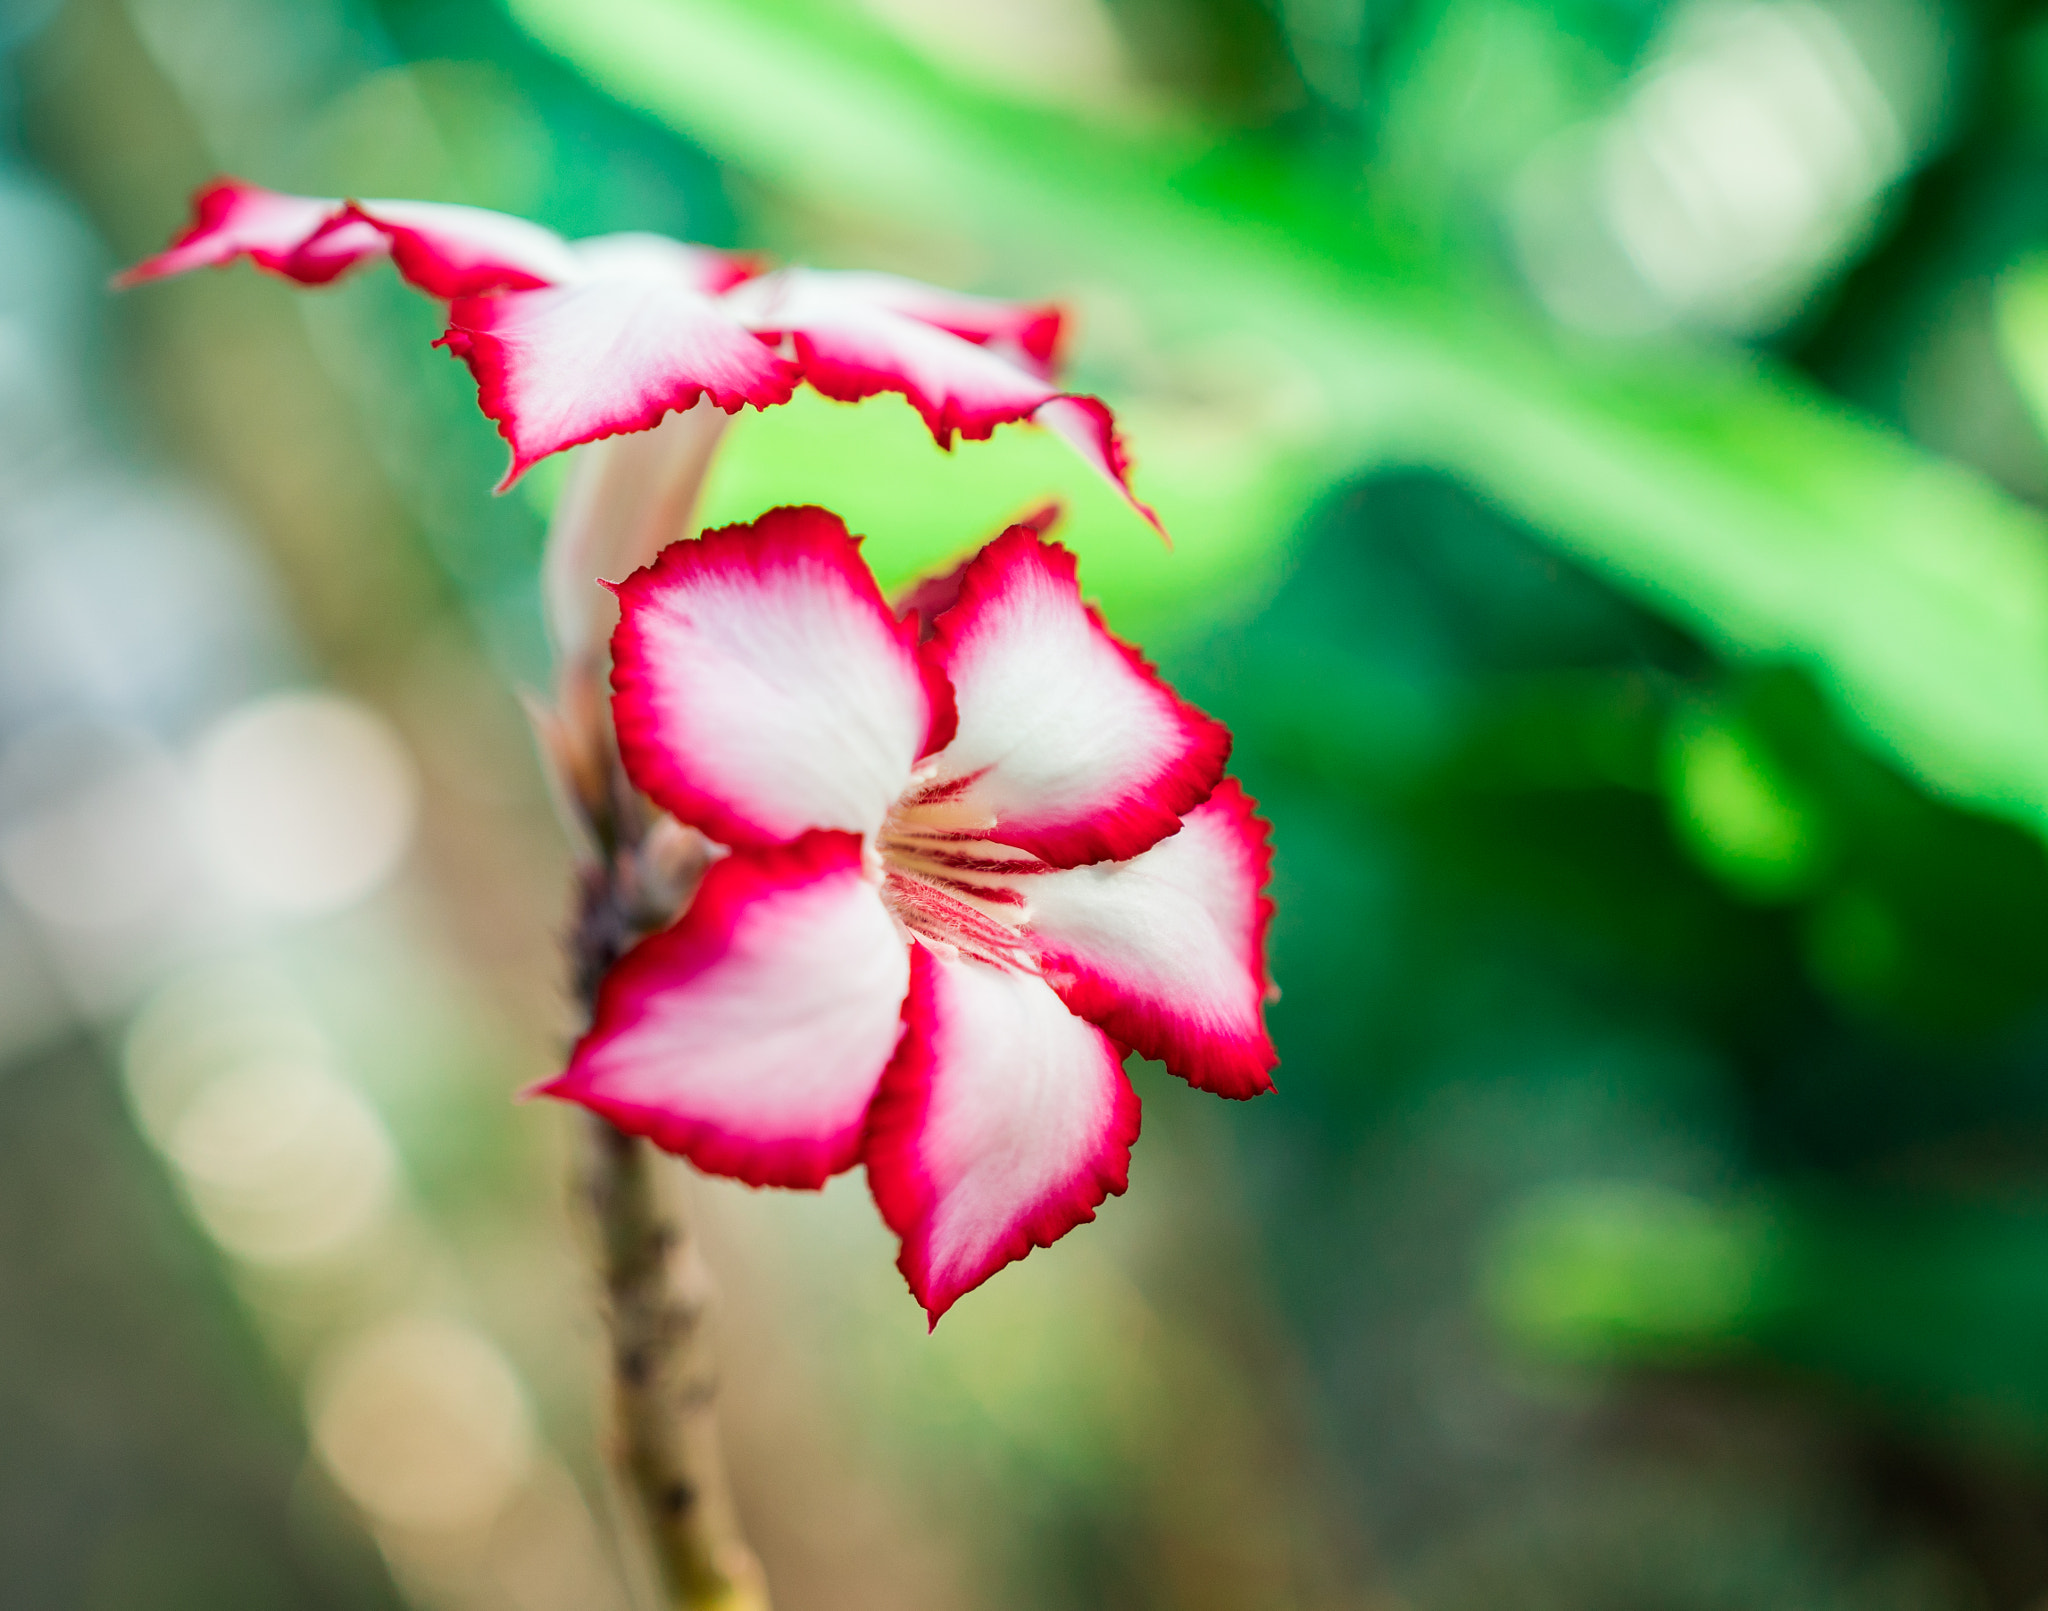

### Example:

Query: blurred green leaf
xmin=1665 ymin=710 xmax=1832 ymax=902
xmin=1996 ymin=258 xmax=2048 ymax=451
xmin=1483 ymin=1181 xmax=1780 ymax=1360
xmin=1487 ymin=1179 xmax=2048 ymax=1458
xmin=511 ymin=0 xmax=2048 ymax=853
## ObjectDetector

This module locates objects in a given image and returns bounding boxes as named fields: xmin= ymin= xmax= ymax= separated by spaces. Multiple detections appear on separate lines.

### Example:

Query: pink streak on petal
xmin=115 ymin=180 xmax=377 ymax=289
xmin=543 ymin=831 xmax=910 ymax=1189
xmin=1032 ymin=396 xmax=1166 ymax=542
xmin=864 ymin=945 xmax=1141 ymax=1324
xmin=1028 ymin=778 xmax=1277 ymax=1098
xmin=439 ymin=264 xmax=798 ymax=488
xmin=917 ymin=527 xmax=1230 ymax=868
xmin=610 ymin=505 xmax=953 ymax=848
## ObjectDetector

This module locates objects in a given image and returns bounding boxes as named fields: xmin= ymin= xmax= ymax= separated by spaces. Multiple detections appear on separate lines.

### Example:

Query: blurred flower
xmin=546 ymin=505 xmax=1275 ymax=1321
xmin=121 ymin=180 xmax=1161 ymax=531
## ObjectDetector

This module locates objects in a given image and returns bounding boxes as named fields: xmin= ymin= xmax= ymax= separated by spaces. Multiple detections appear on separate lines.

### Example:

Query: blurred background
xmin=7 ymin=0 xmax=2048 ymax=1605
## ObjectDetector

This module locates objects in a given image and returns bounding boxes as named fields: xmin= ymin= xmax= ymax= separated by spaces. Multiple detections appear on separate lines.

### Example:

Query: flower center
xmin=877 ymin=778 xmax=1040 ymax=969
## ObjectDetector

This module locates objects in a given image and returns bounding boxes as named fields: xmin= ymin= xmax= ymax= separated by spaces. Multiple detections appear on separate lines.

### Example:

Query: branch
xmin=573 ymin=831 xmax=767 ymax=1611
xmin=585 ymin=1114 xmax=768 ymax=1611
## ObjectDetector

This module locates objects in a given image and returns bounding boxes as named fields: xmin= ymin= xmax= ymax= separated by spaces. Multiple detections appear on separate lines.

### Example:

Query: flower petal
xmin=795 ymin=270 xmax=1064 ymax=372
xmin=917 ymin=526 xmax=1230 ymax=867
xmin=738 ymin=273 xmax=1163 ymax=533
xmin=737 ymin=269 xmax=1060 ymax=445
xmin=1033 ymin=395 xmax=1165 ymax=538
xmin=583 ymin=233 xmax=768 ymax=298
xmin=1026 ymin=778 xmax=1276 ymax=1097
xmin=865 ymin=945 xmax=1140 ymax=1323
xmin=611 ymin=506 xmax=952 ymax=847
xmin=545 ymin=832 xmax=909 ymax=1188
xmin=441 ymin=239 xmax=799 ymax=487
xmin=543 ymin=403 xmax=731 ymax=670
xmin=116 ymin=180 xmax=378 ymax=287
xmin=893 ymin=504 xmax=1062 ymax=642
xmin=345 ymin=199 xmax=584 ymax=297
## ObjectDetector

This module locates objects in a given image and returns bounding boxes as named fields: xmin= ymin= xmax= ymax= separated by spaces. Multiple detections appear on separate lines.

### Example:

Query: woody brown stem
xmin=575 ymin=830 xmax=766 ymax=1611
xmin=584 ymin=1114 xmax=768 ymax=1611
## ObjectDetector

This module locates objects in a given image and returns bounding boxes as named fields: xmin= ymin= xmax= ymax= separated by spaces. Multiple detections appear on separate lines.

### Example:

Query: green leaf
xmin=507 ymin=0 xmax=2048 ymax=840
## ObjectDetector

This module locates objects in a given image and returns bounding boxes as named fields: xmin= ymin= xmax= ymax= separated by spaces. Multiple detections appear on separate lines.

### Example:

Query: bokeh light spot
xmin=194 ymin=693 xmax=418 ymax=917
xmin=164 ymin=1057 xmax=399 ymax=1267
xmin=310 ymin=1315 xmax=535 ymax=1535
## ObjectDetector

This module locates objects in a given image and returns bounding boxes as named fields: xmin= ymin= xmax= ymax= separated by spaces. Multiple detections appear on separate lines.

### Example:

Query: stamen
xmin=879 ymin=793 xmax=1044 ymax=967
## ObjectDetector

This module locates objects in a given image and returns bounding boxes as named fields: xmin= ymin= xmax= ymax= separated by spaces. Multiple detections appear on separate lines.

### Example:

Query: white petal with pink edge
xmin=441 ymin=251 xmax=797 ymax=486
xmin=544 ymin=832 xmax=910 ymax=1189
xmin=916 ymin=527 xmax=1229 ymax=867
xmin=346 ymin=199 xmax=584 ymax=297
xmin=786 ymin=270 xmax=1063 ymax=372
xmin=1026 ymin=778 xmax=1276 ymax=1098
xmin=115 ymin=181 xmax=375 ymax=287
xmin=1033 ymin=396 xmax=1165 ymax=537
xmin=573 ymin=233 xmax=759 ymax=295
xmin=733 ymin=268 xmax=1059 ymax=445
xmin=611 ymin=506 xmax=952 ymax=848
xmin=865 ymin=945 xmax=1140 ymax=1324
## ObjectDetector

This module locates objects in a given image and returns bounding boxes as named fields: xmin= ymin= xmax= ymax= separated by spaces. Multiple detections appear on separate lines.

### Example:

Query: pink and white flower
xmin=123 ymin=180 xmax=1161 ymax=530
xmin=542 ymin=505 xmax=1274 ymax=1321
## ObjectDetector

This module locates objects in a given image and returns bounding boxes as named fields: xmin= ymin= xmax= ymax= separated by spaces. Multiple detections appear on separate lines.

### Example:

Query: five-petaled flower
xmin=122 ymin=179 xmax=1160 ymax=532
xmin=124 ymin=178 xmax=1275 ymax=1321
xmin=545 ymin=505 xmax=1275 ymax=1322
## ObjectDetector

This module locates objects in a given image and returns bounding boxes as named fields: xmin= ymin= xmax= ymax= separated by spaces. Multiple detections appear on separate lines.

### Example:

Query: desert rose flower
xmin=122 ymin=180 xmax=1160 ymax=530
xmin=543 ymin=505 xmax=1274 ymax=1321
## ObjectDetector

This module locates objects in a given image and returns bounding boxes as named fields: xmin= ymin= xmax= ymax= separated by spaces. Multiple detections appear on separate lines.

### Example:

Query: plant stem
xmin=571 ymin=812 xmax=765 ymax=1611
xmin=584 ymin=1114 xmax=769 ymax=1611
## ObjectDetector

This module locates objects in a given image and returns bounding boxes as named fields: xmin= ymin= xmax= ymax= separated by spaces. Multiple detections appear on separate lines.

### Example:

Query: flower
xmin=542 ymin=504 xmax=1274 ymax=1322
xmin=121 ymin=180 xmax=1160 ymax=531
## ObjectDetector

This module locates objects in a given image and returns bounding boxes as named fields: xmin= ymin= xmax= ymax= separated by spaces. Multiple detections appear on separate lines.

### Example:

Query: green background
xmin=12 ymin=0 xmax=2048 ymax=1605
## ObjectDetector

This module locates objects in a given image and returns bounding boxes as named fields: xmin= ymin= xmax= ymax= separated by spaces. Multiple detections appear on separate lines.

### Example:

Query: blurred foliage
xmin=0 ymin=1040 xmax=406 ymax=1611
xmin=16 ymin=0 xmax=2048 ymax=1608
